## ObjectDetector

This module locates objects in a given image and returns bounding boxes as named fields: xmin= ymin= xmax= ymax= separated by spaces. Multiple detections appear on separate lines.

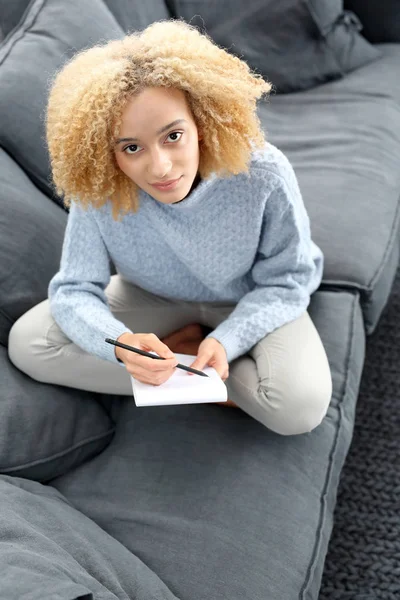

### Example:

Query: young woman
xmin=8 ymin=19 xmax=332 ymax=435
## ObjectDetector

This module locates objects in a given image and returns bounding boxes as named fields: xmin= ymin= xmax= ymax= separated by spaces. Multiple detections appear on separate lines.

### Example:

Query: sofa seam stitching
xmin=0 ymin=426 xmax=115 ymax=473
xmin=299 ymin=290 xmax=359 ymax=598
xmin=367 ymin=191 xmax=400 ymax=289
xmin=0 ymin=0 xmax=46 ymax=66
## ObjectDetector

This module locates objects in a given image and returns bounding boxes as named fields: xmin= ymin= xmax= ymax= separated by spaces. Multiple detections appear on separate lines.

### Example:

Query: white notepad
xmin=131 ymin=353 xmax=228 ymax=406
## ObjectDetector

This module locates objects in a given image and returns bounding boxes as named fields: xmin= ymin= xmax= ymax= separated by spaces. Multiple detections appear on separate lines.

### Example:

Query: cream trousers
xmin=8 ymin=274 xmax=332 ymax=435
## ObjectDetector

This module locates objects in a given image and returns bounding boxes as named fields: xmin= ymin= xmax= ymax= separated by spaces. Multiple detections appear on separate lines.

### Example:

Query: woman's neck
xmin=173 ymin=172 xmax=201 ymax=204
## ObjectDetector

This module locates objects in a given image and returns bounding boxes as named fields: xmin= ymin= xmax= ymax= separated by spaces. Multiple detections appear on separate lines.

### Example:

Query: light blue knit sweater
xmin=48 ymin=143 xmax=324 ymax=364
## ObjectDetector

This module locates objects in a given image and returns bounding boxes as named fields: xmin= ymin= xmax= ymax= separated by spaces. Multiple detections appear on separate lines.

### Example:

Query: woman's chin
xmin=146 ymin=174 xmax=200 ymax=204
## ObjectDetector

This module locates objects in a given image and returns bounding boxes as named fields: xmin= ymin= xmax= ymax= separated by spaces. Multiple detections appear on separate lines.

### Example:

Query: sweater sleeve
xmin=48 ymin=201 xmax=132 ymax=364
xmin=207 ymin=172 xmax=322 ymax=363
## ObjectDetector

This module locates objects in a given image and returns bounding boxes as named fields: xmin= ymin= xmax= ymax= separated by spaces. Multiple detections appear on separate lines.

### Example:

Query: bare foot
xmin=216 ymin=399 xmax=237 ymax=407
xmin=161 ymin=323 xmax=204 ymax=354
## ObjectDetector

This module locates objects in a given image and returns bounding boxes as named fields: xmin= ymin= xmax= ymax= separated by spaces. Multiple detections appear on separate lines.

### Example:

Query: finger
xmin=189 ymin=350 xmax=212 ymax=374
xmin=217 ymin=366 xmax=229 ymax=381
xmin=124 ymin=343 xmax=177 ymax=370
xmin=126 ymin=362 xmax=154 ymax=380
xmin=221 ymin=369 xmax=229 ymax=382
xmin=130 ymin=354 xmax=177 ymax=372
xmin=142 ymin=333 xmax=176 ymax=360
xmin=189 ymin=355 xmax=209 ymax=371
xmin=128 ymin=365 xmax=176 ymax=385
xmin=213 ymin=364 xmax=228 ymax=379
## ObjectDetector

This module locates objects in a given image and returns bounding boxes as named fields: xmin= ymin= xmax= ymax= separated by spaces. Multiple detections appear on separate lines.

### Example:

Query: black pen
xmin=105 ymin=338 xmax=209 ymax=377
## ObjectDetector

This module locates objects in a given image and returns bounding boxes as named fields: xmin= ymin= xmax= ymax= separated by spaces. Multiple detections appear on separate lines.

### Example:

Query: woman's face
xmin=114 ymin=87 xmax=202 ymax=204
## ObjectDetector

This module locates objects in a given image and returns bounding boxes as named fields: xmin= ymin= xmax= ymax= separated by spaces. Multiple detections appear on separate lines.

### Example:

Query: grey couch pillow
xmin=0 ymin=148 xmax=66 ymax=344
xmin=0 ymin=475 xmax=179 ymax=599
xmin=169 ymin=0 xmax=381 ymax=93
xmin=0 ymin=149 xmax=116 ymax=482
xmin=345 ymin=0 xmax=400 ymax=43
xmin=0 ymin=0 xmax=124 ymax=205
xmin=0 ymin=346 xmax=116 ymax=483
xmin=103 ymin=0 xmax=171 ymax=32
xmin=0 ymin=0 xmax=31 ymax=39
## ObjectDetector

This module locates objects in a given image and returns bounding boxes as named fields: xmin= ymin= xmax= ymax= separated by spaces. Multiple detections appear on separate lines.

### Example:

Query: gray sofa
xmin=1 ymin=1 xmax=399 ymax=599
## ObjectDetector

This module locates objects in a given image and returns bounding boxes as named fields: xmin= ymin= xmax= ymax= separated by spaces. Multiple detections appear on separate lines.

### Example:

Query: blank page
xmin=131 ymin=353 xmax=228 ymax=406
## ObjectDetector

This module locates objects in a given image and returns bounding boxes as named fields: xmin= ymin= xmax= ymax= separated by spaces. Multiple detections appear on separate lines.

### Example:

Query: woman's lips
xmin=151 ymin=176 xmax=182 ymax=191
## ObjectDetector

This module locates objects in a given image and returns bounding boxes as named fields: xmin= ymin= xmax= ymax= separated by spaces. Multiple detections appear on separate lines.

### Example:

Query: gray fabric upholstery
xmin=0 ymin=474 xmax=180 ymax=599
xmin=0 ymin=151 xmax=116 ymax=483
xmin=52 ymin=290 xmax=365 ymax=599
xmin=168 ymin=0 xmax=380 ymax=93
xmin=0 ymin=342 xmax=115 ymax=483
xmin=103 ymin=0 xmax=171 ymax=32
xmin=0 ymin=0 xmax=124 ymax=204
xmin=345 ymin=0 xmax=400 ymax=43
xmin=0 ymin=148 xmax=66 ymax=344
xmin=0 ymin=1 xmax=399 ymax=598
xmin=0 ymin=0 xmax=31 ymax=39
xmin=261 ymin=43 xmax=400 ymax=333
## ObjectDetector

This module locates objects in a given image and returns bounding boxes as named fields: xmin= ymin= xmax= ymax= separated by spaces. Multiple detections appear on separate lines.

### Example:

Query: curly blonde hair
xmin=45 ymin=19 xmax=272 ymax=220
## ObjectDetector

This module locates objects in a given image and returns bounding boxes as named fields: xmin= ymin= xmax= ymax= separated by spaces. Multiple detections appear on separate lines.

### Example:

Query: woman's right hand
xmin=115 ymin=332 xmax=178 ymax=386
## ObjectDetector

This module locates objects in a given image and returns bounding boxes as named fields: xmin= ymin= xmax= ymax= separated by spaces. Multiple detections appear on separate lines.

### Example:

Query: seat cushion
xmin=0 ymin=474 xmax=180 ymax=599
xmin=260 ymin=43 xmax=400 ymax=333
xmin=169 ymin=0 xmax=380 ymax=93
xmin=52 ymin=289 xmax=365 ymax=600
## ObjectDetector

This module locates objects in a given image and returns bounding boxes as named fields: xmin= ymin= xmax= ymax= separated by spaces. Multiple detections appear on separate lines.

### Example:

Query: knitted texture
xmin=48 ymin=143 xmax=323 ymax=364
xmin=320 ymin=264 xmax=400 ymax=599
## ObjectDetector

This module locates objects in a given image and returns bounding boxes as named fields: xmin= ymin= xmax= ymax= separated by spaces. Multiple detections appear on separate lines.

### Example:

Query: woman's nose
xmin=148 ymin=149 xmax=172 ymax=180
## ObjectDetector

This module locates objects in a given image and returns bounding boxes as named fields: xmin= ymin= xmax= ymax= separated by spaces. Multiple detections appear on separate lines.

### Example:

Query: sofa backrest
xmin=167 ymin=0 xmax=380 ymax=93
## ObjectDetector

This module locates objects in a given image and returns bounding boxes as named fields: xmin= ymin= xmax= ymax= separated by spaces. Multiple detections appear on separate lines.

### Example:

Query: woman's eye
xmin=123 ymin=132 xmax=182 ymax=155
xmin=123 ymin=144 xmax=141 ymax=155
xmin=166 ymin=131 xmax=183 ymax=142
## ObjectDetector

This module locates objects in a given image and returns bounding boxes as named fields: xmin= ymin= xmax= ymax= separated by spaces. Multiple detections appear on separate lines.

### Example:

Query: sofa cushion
xmin=103 ymin=0 xmax=170 ymax=32
xmin=0 ymin=149 xmax=119 ymax=482
xmin=345 ymin=0 xmax=400 ymax=43
xmin=260 ymin=43 xmax=400 ymax=333
xmin=0 ymin=0 xmax=124 ymax=205
xmin=0 ymin=0 xmax=31 ymax=39
xmin=168 ymin=0 xmax=380 ymax=93
xmin=0 ymin=345 xmax=116 ymax=482
xmin=0 ymin=148 xmax=67 ymax=345
xmin=52 ymin=289 xmax=365 ymax=600
xmin=0 ymin=474 xmax=180 ymax=599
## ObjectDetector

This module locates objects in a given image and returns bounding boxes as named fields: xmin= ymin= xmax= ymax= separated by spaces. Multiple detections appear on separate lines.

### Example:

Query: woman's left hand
xmin=189 ymin=337 xmax=229 ymax=381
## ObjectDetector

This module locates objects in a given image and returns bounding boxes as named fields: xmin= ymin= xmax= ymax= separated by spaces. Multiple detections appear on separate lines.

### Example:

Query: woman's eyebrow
xmin=114 ymin=119 xmax=188 ymax=145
